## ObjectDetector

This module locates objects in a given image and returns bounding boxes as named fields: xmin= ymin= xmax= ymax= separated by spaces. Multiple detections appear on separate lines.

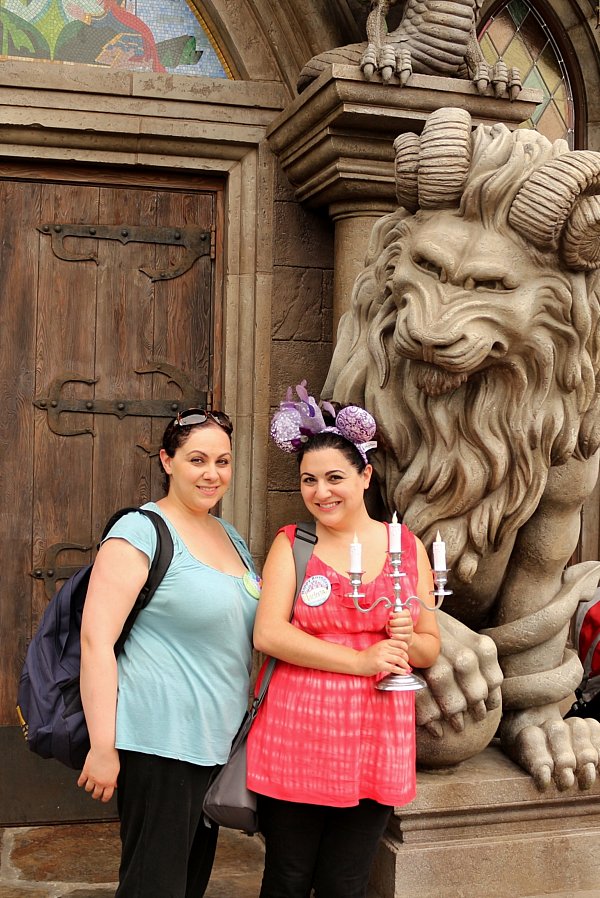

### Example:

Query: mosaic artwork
xmin=479 ymin=0 xmax=573 ymax=146
xmin=0 ymin=0 xmax=230 ymax=77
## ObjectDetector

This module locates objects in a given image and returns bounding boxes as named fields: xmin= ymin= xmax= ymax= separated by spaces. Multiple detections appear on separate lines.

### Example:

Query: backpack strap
xmin=253 ymin=521 xmax=317 ymax=710
xmin=103 ymin=507 xmax=174 ymax=656
xmin=291 ymin=521 xmax=318 ymax=612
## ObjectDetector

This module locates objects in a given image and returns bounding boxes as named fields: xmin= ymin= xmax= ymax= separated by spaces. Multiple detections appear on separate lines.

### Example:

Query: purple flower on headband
xmin=271 ymin=382 xmax=377 ymax=463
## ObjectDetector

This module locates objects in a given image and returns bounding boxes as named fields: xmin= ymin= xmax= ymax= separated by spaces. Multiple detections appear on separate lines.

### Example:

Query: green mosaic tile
xmin=0 ymin=0 xmax=230 ymax=78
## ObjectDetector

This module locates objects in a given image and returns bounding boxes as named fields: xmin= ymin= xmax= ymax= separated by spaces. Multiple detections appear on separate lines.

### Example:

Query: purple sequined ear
xmin=270 ymin=407 xmax=305 ymax=453
xmin=335 ymin=406 xmax=376 ymax=444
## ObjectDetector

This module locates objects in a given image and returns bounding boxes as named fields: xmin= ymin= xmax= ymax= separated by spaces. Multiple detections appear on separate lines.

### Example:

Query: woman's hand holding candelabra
xmin=347 ymin=514 xmax=451 ymax=692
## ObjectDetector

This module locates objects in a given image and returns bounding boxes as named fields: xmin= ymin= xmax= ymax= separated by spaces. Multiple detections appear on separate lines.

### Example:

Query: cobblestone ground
xmin=0 ymin=822 xmax=264 ymax=897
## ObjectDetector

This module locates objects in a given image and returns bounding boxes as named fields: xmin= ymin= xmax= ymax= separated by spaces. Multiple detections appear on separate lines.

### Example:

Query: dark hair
xmin=159 ymin=415 xmax=233 ymax=493
xmin=296 ymin=430 xmax=367 ymax=473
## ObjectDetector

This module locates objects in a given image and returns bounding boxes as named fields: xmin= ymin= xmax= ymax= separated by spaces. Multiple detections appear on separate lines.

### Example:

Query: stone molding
xmin=267 ymin=64 xmax=543 ymax=209
xmin=0 ymin=62 xmax=286 ymax=168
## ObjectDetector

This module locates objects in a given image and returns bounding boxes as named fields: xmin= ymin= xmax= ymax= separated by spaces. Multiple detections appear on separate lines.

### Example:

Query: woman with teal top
xmin=78 ymin=409 xmax=258 ymax=898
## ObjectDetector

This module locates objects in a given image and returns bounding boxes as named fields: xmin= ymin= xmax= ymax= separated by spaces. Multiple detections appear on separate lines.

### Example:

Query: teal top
xmin=104 ymin=502 xmax=257 ymax=766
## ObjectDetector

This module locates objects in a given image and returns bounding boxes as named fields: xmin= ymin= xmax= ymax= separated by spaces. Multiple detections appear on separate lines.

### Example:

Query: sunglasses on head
xmin=173 ymin=408 xmax=233 ymax=434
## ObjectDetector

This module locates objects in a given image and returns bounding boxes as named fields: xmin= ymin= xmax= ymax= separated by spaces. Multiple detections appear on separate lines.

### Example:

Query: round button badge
xmin=301 ymin=575 xmax=331 ymax=607
xmin=243 ymin=571 xmax=262 ymax=599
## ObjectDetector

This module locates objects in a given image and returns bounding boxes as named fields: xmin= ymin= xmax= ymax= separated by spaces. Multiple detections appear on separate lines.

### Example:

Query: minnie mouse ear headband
xmin=270 ymin=381 xmax=377 ymax=464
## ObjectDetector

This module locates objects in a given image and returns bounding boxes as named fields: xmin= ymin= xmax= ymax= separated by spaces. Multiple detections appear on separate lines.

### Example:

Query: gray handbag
xmin=202 ymin=522 xmax=317 ymax=833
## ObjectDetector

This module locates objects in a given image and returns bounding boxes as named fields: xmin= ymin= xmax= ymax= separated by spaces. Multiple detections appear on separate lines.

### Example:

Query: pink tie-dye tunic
xmin=247 ymin=523 xmax=420 ymax=808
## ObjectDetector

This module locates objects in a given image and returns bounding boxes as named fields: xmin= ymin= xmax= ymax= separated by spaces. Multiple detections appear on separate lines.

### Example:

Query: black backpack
xmin=16 ymin=507 xmax=174 ymax=770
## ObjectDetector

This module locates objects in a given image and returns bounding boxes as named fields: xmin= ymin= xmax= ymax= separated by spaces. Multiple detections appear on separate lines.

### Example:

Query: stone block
xmin=266 ymin=491 xmax=308 ymax=545
xmin=272 ymin=202 xmax=334 ymax=269
xmin=274 ymin=160 xmax=297 ymax=202
xmin=268 ymin=65 xmax=542 ymax=208
xmin=267 ymin=440 xmax=299 ymax=491
xmin=272 ymin=267 xmax=324 ymax=341
xmin=270 ymin=341 xmax=333 ymax=406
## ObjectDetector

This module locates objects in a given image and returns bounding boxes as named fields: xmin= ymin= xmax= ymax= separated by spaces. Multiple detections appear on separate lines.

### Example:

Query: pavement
xmin=0 ymin=822 xmax=264 ymax=897
xmin=3 ymin=821 xmax=597 ymax=898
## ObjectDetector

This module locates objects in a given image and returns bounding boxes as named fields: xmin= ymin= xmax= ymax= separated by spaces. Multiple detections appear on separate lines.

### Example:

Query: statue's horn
xmin=509 ymin=151 xmax=600 ymax=269
xmin=562 ymin=194 xmax=600 ymax=270
xmin=417 ymin=107 xmax=472 ymax=209
xmin=393 ymin=108 xmax=472 ymax=213
xmin=394 ymin=133 xmax=419 ymax=213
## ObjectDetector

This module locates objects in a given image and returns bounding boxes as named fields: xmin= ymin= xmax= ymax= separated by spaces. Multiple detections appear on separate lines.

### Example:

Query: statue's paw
xmin=472 ymin=59 xmax=521 ymax=98
xmin=508 ymin=66 xmax=522 ymax=100
xmin=416 ymin=645 xmax=501 ymax=736
xmin=491 ymin=59 xmax=509 ymax=97
xmin=421 ymin=611 xmax=503 ymax=734
xmin=510 ymin=716 xmax=600 ymax=791
xmin=361 ymin=43 xmax=379 ymax=80
xmin=474 ymin=60 xmax=491 ymax=94
xmin=360 ymin=42 xmax=411 ymax=85
xmin=490 ymin=59 xmax=522 ymax=99
xmin=415 ymin=625 xmax=503 ymax=769
xmin=416 ymin=672 xmax=502 ymax=768
xmin=395 ymin=47 xmax=412 ymax=86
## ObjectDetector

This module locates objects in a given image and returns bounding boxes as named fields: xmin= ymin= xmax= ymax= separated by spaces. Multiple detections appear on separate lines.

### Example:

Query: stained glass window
xmin=478 ymin=0 xmax=574 ymax=147
xmin=0 ymin=0 xmax=231 ymax=78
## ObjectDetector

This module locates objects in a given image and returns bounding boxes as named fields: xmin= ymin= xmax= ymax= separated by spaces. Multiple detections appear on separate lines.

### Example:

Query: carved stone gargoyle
xmin=298 ymin=0 xmax=521 ymax=98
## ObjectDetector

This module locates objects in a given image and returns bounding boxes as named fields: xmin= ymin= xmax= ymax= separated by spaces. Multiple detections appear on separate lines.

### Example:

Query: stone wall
xmin=265 ymin=161 xmax=335 ymax=543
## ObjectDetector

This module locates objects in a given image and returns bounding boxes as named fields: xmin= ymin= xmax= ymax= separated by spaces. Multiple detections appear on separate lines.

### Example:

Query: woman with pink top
xmin=247 ymin=384 xmax=441 ymax=898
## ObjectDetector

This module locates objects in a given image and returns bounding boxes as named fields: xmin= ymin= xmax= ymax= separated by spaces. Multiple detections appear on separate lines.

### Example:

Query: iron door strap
xmin=31 ymin=543 xmax=92 ymax=600
xmin=32 ymin=363 xmax=207 ymax=437
xmin=37 ymin=223 xmax=213 ymax=280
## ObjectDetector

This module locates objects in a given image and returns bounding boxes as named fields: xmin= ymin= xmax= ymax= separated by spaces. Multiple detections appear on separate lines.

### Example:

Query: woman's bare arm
xmin=77 ymin=538 xmax=148 ymax=802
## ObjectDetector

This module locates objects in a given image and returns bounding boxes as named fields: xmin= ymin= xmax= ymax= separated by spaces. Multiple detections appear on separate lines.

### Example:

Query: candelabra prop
xmin=346 ymin=545 xmax=452 ymax=693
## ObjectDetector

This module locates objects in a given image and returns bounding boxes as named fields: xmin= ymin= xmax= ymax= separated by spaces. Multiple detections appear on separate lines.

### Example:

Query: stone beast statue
xmin=323 ymin=107 xmax=600 ymax=790
xmin=298 ymin=0 xmax=521 ymax=98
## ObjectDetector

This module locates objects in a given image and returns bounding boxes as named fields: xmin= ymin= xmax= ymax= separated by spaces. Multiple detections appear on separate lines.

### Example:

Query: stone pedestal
xmin=370 ymin=743 xmax=600 ymax=898
xmin=267 ymin=64 xmax=542 ymax=322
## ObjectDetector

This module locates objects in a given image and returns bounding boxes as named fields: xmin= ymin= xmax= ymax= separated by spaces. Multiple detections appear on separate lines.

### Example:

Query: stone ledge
xmin=0 ymin=60 xmax=287 ymax=109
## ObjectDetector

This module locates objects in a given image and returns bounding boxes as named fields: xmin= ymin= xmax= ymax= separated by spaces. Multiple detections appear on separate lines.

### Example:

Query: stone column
xmin=330 ymin=199 xmax=395 ymax=332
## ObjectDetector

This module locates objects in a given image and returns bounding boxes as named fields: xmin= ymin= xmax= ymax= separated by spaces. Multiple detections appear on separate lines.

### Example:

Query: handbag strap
xmin=252 ymin=521 xmax=317 ymax=713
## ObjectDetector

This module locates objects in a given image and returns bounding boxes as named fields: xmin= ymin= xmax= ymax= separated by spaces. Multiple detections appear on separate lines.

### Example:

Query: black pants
xmin=257 ymin=795 xmax=392 ymax=898
xmin=115 ymin=750 xmax=218 ymax=898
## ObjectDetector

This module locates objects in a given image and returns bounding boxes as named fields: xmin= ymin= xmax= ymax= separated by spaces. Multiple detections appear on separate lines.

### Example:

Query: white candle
xmin=349 ymin=533 xmax=362 ymax=573
xmin=388 ymin=511 xmax=402 ymax=554
xmin=432 ymin=530 xmax=446 ymax=571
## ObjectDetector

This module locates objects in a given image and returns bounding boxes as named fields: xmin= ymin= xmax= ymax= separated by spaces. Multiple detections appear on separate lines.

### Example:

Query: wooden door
xmin=0 ymin=163 xmax=223 ymax=824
